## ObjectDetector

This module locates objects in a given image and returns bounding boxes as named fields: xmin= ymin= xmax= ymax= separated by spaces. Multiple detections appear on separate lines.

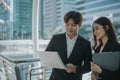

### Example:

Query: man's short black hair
xmin=64 ymin=11 xmax=82 ymax=26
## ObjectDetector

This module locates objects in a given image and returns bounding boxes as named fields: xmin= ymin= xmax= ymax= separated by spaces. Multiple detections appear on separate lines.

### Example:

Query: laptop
xmin=37 ymin=51 xmax=67 ymax=69
xmin=93 ymin=52 xmax=120 ymax=71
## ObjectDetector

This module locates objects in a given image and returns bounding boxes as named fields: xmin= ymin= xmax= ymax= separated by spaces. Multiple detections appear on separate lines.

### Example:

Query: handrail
xmin=0 ymin=54 xmax=40 ymax=64
xmin=28 ymin=67 xmax=43 ymax=80
xmin=0 ymin=53 xmax=41 ymax=80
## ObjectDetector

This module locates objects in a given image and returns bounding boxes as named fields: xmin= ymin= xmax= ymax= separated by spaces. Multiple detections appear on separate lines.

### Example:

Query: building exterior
xmin=42 ymin=0 xmax=120 ymax=39
xmin=42 ymin=0 xmax=76 ymax=39
xmin=0 ymin=0 xmax=12 ymax=40
xmin=13 ymin=0 xmax=32 ymax=39
xmin=76 ymin=0 xmax=120 ymax=38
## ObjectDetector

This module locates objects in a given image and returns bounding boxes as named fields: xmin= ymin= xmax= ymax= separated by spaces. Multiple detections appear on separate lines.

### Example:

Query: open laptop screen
xmin=37 ymin=51 xmax=66 ymax=69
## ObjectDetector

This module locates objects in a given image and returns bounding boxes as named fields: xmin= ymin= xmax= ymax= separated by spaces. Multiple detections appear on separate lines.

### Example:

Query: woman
xmin=90 ymin=17 xmax=120 ymax=80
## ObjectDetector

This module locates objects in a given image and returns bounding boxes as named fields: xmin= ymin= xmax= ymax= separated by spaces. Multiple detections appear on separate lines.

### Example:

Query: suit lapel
xmin=102 ymin=40 xmax=111 ymax=52
xmin=60 ymin=33 xmax=68 ymax=63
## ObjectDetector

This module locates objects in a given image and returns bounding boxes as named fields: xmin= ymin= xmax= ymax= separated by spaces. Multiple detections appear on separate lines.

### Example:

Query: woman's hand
xmin=91 ymin=72 xmax=98 ymax=80
xmin=65 ymin=63 xmax=76 ymax=73
xmin=90 ymin=62 xmax=102 ymax=73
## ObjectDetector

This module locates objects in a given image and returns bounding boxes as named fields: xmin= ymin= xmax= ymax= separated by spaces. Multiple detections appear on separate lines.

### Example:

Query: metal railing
xmin=0 ymin=40 xmax=50 ymax=80
xmin=0 ymin=53 xmax=42 ymax=80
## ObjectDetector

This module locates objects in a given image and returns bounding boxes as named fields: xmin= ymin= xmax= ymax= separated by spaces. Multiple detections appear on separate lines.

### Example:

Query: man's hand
xmin=65 ymin=63 xmax=76 ymax=73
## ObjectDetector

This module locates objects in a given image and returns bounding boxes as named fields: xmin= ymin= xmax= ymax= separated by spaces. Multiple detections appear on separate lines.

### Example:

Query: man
xmin=45 ymin=11 xmax=92 ymax=80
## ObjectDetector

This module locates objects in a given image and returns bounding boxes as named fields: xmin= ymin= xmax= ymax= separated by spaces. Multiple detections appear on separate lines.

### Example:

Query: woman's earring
xmin=106 ymin=25 xmax=109 ymax=30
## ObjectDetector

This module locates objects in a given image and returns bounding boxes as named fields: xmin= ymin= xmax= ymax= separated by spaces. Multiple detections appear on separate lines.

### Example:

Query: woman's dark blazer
xmin=45 ymin=33 xmax=92 ymax=80
xmin=94 ymin=39 xmax=120 ymax=80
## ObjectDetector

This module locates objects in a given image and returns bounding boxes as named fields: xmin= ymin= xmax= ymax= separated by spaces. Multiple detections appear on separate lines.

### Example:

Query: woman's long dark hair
xmin=92 ymin=17 xmax=118 ymax=49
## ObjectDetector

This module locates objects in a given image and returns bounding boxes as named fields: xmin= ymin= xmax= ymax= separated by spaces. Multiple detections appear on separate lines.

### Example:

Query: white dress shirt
xmin=66 ymin=34 xmax=78 ymax=58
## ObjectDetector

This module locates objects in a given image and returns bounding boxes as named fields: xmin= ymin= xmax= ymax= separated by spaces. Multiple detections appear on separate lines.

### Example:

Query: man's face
xmin=65 ymin=19 xmax=79 ymax=39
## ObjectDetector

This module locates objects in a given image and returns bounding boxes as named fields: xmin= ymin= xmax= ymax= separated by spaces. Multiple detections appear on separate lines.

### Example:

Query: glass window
xmin=0 ymin=0 xmax=32 ymax=40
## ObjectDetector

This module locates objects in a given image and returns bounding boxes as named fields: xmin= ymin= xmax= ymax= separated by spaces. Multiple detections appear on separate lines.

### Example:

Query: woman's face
xmin=65 ymin=19 xmax=79 ymax=39
xmin=93 ymin=23 xmax=107 ymax=40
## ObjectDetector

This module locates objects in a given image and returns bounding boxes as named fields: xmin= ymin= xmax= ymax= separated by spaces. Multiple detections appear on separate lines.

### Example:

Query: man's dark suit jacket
xmin=45 ymin=33 xmax=92 ymax=80
xmin=94 ymin=39 xmax=120 ymax=80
